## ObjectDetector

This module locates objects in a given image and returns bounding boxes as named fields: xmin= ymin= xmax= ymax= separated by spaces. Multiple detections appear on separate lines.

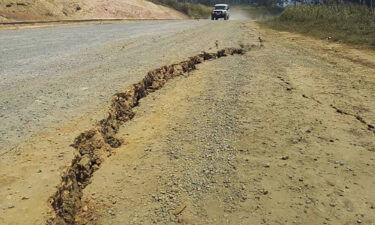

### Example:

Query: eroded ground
xmin=0 ymin=20 xmax=374 ymax=225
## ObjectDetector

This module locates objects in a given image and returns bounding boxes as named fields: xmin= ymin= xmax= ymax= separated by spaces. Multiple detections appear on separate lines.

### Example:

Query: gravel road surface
xmin=0 ymin=19 xmax=374 ymax=225
xmin=0 ymin=20 xmax=217 ymax=153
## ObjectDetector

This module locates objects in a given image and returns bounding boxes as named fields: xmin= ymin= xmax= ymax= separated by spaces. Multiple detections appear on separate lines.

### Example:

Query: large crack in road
xmin=1 ymin=20 xmax=374 ymax=225
xmin=47 ymin=48 xmax=246 ymax=225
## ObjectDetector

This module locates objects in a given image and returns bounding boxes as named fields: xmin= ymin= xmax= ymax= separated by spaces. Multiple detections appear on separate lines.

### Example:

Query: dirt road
xmin=0 ymin=19 xmax=219 ymax=153
xmin=0 ymin=20 xmax=374 ymax=225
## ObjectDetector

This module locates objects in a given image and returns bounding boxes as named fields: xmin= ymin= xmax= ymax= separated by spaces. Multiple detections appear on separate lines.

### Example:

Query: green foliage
xmin=264 ymin=4 xmax=375 ymax=47
xmin=150 ymin=0 xmax=211 ymax=18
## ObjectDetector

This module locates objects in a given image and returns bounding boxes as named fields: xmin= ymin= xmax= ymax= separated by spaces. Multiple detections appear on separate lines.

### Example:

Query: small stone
xmin=263 ymin=163 xmax=270 ymax=168
xmin=8 ymin=205 xmax=15 ymax=209
xmin=37 ymin=169 xmax=42 ymax=173
xmin=21 ymin=197 xmax=29 ymax=200
xmin=371 ymin=205 xmax=375 ymax=209
xmin=306 ymin=199 xmax=312 ymax=204
xmin=329 ymin=202 xmax=337 ymax=207
xmin=281 ymin=156 xmax=289 ymax=160
xmin=357 ymin=219 xmax=362 ymax=223
xmin=83 ymin=205 xmax=88 ymax=212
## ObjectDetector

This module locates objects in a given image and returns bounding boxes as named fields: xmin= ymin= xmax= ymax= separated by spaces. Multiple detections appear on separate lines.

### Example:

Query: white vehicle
xmin=211 ymin=4 xmax=230 ymax=20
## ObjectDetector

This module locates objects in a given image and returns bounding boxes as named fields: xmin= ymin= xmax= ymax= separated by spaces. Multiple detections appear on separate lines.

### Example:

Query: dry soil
xmin=0 ymin=0 xmax=187 ymax=22
xmin=0 ymin=20 xmax=374 ymax=225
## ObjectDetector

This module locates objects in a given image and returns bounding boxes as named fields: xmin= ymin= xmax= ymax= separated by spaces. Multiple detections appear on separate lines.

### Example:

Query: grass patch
xmin=149 ymin=0 xmax=211 ymax=18
xmin=262 ymin=4 xmax=375 ymax=48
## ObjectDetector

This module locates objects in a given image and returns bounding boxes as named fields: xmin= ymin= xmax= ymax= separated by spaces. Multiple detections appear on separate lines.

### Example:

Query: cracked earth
xmin=0 ymin=20 xmax=374 ymax=225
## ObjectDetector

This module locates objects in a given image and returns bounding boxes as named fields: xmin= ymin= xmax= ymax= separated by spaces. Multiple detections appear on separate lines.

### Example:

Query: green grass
xmin=263 ymin=4 xmax=375 ymax=48
xmin=149 ymin=0 xmax=211 ymax=18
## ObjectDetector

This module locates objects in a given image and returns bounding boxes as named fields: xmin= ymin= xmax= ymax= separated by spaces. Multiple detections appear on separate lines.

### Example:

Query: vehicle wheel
xmin=224 ymin=16 xmax=228 ymax=20
xmin=211 ymin=16 xmax=214 ymax=20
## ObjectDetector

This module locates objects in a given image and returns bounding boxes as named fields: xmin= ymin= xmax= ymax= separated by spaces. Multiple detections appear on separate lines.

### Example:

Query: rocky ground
xmin=0 ymin=20 xmax=374 ymax=224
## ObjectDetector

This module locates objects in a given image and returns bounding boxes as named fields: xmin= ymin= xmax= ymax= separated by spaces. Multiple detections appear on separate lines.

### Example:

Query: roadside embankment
xmin=262 ymin=4 xmax=375 ymax=48
xmin=149 ymin=0 xmax=211 ymax=18
xmin=0 ymin=0 xmax=187 ymax=22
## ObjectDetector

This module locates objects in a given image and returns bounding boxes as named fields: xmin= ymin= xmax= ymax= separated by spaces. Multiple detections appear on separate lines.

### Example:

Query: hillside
xmin=0 ymin=0 xmax=188 ymax=22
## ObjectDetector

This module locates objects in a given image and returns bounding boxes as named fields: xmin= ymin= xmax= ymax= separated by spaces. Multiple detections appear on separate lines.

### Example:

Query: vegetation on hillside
xmin=149 ymin=0 xmax=211 ymax=18
xmin=263 ymin=4 xmax=375 ymax=47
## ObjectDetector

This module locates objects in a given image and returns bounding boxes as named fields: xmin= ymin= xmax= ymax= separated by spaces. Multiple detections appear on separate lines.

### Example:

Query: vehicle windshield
xmin=214 ymin=6 xmax=226 ymax=10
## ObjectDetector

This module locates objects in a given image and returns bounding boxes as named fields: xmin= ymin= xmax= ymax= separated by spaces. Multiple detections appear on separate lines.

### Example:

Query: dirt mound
xmin=0 ymin=0 xmax=187 ymax=22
